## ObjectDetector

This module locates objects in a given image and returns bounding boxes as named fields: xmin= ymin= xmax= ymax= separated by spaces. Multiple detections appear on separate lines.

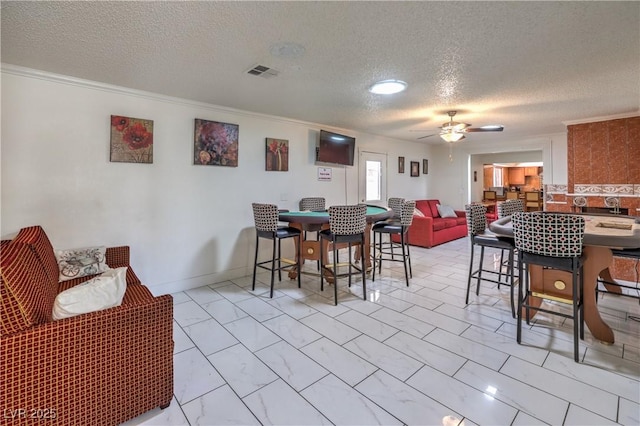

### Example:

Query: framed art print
xmin=398 ymin=156 xmax=405 ymax=173
xmin=266 ymin=138 xmax=289 ymax=171
xmin=410 ymin=161 xmax=420 ymax=177
xmin=423 ymin=159 xmax=428 ymax=175
xmin=194 ymin=119 xmax=239 ymax=166
xmin=110 ymin=115 xmax=153 ymax=163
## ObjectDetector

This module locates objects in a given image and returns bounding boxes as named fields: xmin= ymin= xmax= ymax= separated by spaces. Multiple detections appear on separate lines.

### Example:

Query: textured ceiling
xmin=2 ymin=1 xmax=639 ymax=144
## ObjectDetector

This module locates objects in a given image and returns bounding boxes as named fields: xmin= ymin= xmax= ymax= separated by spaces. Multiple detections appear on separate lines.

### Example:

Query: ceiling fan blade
xmin=416 ymin=133 xmax=439 ymax=140
xmin=465 ymin=126 xmax=504 ymax=133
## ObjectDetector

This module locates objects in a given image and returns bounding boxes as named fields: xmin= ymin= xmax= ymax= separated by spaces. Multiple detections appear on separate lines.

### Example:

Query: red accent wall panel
xmin=607 ymin=121 xmax=628 ymax=183
xmin=572 ymin=127 xmax=591 ymax=184
xmin=628 ymin=117 xmax=640 ymax=183
xmin=590 ymin=122 xmax=608 ymax=184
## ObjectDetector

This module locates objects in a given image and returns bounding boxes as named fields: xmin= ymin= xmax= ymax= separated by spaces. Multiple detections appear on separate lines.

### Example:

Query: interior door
xmin=358 ymin=151 xmax=387 ymax=206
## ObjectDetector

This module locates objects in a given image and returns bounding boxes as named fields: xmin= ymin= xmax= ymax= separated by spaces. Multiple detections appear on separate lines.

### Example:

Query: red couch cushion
xmin=13 ymin=226 xmax=59 ymax=289
xmin=415 ymin=200 xmax=434 ymax=218
xmin=426 ymin=200 xmax=441 ymax=218
xmin=432 ymin=218 xmax=447 ymax=231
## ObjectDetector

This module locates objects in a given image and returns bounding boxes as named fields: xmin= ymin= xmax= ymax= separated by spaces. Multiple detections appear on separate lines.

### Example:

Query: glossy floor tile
xmin=125 ymin=237 xmax=640 ymax=426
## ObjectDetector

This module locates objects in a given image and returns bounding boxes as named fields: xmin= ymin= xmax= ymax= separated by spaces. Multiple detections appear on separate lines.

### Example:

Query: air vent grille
xmin=246 ymin=64 xmax=279 ymax=78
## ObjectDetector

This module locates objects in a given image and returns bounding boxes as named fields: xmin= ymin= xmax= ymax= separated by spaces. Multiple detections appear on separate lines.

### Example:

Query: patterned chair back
xmin=299 ymin=197 xmax=326 ymax=211
xmin=400 ymin=200 xmax=416 ymax=226
xmin=512 ymin=212 xmax=585 ymax=257
xmin=328 ymin=204 xmax=367 ymax=235
xmin=252 ymin=203 xmax=279 ymax=232
xmin=498 ymin=199 xmax=525 ymax=218
xmin=387 ymin=197 xmax=405 ymax=218
xmin=465 ymin=203 xmax=488 ymax=236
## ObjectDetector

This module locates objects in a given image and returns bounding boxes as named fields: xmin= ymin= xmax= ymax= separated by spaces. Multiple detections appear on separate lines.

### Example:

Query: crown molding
xmin=562 ymin=111 xmax=640 ymax=126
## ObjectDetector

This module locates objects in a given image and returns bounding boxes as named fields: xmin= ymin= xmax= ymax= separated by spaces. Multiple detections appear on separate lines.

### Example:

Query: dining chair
xmin=506 ymin=191 xmax=519 ymax=200
xmin=372 ymin=200 xmax=415 ymax=286
xmin=251 ymin=203 xmax=301 ymax=298
xmin=319 ymin=204 xmax=367 ymax=305
xmin=483 ymin=190 xmax=497 ymax=202
xmin=387 ymin=197 xmax=405 ymax=221
xmin=597 ymin=247 xmax=640 ymax=301
xmin=298 ymin=197 xmax=326 ymax=269
xmin=512 ymin=212 xmax=586 ymax=362
xmin=525 ymin=191 xmax=543 ymax=211
xmin=465 ymin=203 xmax=517 ymax=317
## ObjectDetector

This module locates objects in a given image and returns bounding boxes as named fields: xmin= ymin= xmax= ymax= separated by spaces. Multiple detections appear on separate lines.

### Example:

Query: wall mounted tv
xmin=316 ymin=130 xmax=356 ymax=166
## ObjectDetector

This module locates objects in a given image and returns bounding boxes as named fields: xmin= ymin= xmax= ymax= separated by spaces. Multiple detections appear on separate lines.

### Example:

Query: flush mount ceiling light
xmin=368 ymin=79 xmax=407 ymax=95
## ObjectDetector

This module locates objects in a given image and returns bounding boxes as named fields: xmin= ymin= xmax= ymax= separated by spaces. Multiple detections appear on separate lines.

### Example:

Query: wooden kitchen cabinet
xmin=524 ymin=166 xmax=539 ymax=176
xmin=508 ymin=167 xmax=525 ymax=185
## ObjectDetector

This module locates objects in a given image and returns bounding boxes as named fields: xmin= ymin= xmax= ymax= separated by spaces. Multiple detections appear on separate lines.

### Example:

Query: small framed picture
xmin=423 ymin=159 xmax=428 ymax=175
xmin=398 ymin=156 xmax=405 ymax=173
xmin=410 ymin=161 xmax=420 ymax=177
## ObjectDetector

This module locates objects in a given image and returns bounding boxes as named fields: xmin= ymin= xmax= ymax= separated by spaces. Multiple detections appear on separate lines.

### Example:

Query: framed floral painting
xmin=194 ymin=119 xmax=239 ymax=167
xmin=110 ymin=115 xmax=153 ymax=163
xmin=266 ymin=138 xmax=289 ymax=171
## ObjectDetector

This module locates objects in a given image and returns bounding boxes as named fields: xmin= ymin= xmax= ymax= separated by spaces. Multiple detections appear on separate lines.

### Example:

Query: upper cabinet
xmin=524 ymin=166 xmax=540 ymax=176
xmin=508 ymin=167 xmax=525 ymax=185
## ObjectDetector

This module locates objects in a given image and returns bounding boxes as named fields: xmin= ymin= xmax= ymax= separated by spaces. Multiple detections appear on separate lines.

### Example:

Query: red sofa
xmin=394 ymin=199 xmax=467 ymax=248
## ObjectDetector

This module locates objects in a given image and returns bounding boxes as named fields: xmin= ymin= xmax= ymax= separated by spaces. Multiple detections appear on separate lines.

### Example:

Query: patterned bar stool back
xmin=465 ymin=203 xmax=488 ymax=237
xmin=497 ymin=199 xmax=525 ymax=219
xmin=512 ymin=213 xmax=585 ymax=258
xmin=252 ymin=203 xmax=278 ymax=233
xmin=387 ymin=197 xmax=405 ymax=219
xmin=400 ymin=200 xmax=416 ymax=226
xmin=328 ymin=204 xmax=367 ymax=235
xmin=299 ymin=197 xmax=326 ymax=211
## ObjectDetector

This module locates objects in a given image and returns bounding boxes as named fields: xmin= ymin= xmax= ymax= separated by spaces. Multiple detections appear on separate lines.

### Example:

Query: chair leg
xmin=277 ymin=238 xmax=282 ymax=281
xmin=372 ymin=231 xmax=377 ymax=282
xmin=405 ymin=230 xmax=412 ymax=278
xmin=348 ymin=243 xmax=353 ymax=288
xmin=270 ymin=238 xmax=280 ymax=298
xmin=401 ymin=231 xmax=409 ymax=286
xmin=466 ymin=241 xmax=475 ymax=305
xmin=333 ymin=239 xmax=338 ymax=306
xmin=297 ymin=234 xmax=302 ymax=289
xmin=378 ymin=233 xmax=383 ymax=275
xmin=252 ymin=234 xmax=260 ymax=291
xmin=498 ymin=249 xmax=504 ymax=287
xmin=508 ymin=248 xmax=515 ymax=318
xmin=517 ymin=252 xmax=524 ymax=344
xmin=476 ymin=245 xmax=486 ymax=296
xmin=572 ymin=268 xmax=579 ymax=362
xmin=320 ymin=237 xmax=325 ymax=292
xmin=360 ymin=234 xmax=367 ymax=300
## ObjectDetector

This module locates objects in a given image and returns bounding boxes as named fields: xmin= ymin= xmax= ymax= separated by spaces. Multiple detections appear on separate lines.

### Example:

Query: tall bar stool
xmin=252 ymin=203 xmax=301 ymax=298
xmin=319 ymin=204 xmax=367 ymax=305
xmin=372 ymin=200 xmax=415 ymax=286
xmin=512 ymin=212 xmax=586 ymax=362
xmin=299 ymin=197 xmax=326 ymax=269
xmin=496 ymin=199 xmax=525 ymax=281
xmin=465 ymin=203 xmax=518 ymax=317
xmin=387 ymin=197 xmax=405 ymax=222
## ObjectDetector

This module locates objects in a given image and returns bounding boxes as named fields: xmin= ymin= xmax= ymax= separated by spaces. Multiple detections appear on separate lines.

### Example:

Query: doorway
xmin=358 ymin=151 xmax=387 ymax=206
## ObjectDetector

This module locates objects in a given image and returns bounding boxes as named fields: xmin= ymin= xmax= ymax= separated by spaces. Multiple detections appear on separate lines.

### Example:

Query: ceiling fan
xmin=415 ymin=111 xmax=504 ymax=142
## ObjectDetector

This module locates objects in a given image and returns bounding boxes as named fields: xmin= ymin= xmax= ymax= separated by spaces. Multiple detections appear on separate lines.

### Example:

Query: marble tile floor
xmin=123 ymin=237 xmax=640 ymax=426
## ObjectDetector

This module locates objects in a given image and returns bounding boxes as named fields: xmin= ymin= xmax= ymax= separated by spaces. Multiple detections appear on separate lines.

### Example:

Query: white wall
xmin=429 ymin=133 xmax=568 ymax=208
xmin=1 ymin=66 xmax=432 ymax=294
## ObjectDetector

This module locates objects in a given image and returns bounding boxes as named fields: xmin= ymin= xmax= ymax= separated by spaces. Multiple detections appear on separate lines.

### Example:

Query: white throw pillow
xmin=413 ymin=208 xmax=425 ymax=217
xmin=52 ymin=267 xmax=127 ymax=320
xmin=436 ymin=204 xmax=458 ymax=218
xmin=55 ymin=246 xmax=109 ymax=282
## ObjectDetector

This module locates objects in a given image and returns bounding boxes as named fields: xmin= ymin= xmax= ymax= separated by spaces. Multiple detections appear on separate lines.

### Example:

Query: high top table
xmin=279 ymin=205 xmax=392 ymax=281
xmin=490 ymin=213 xmax=640 ymax=344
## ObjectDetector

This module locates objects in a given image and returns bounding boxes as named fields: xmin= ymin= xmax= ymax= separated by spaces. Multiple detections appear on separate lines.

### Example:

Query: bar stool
xmin=319 ymin=204 xmax=367 ymax=305
xmin=372 ymin=200 xmax=415 ymax=286
xmin=496 ymin=199 xmax=525 ymax=282
xmin=512 ymin=212 xmax=586 ymax=362
xmin=387 ymin=197 xmax=405 ymax=222
xmin=251 ymin=203 xmax=301 ymax=298
xmin=465 ymin=203 xmax=518 ymax=317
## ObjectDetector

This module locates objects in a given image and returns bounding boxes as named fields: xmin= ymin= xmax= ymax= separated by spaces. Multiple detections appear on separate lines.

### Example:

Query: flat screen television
xmin=316 ymin=130 xmax=356 ymax=166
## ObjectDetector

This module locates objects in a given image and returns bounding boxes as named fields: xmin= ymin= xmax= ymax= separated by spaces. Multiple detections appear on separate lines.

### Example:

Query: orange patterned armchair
xmin=1 ymin=226 xmax=173 ymax=425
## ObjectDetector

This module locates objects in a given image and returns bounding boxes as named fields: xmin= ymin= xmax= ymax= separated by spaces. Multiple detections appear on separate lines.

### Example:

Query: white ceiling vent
xmin=246 ymin=64 xmax=280 ymax=78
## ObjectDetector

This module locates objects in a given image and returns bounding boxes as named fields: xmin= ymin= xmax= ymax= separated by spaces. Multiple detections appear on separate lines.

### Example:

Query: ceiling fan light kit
xmin=417 ymin=110 xmax=504 ymax=142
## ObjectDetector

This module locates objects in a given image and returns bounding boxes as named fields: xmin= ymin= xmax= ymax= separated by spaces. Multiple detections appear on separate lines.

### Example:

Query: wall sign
xmin=318 ymin=167 xmax=332 ymax=181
